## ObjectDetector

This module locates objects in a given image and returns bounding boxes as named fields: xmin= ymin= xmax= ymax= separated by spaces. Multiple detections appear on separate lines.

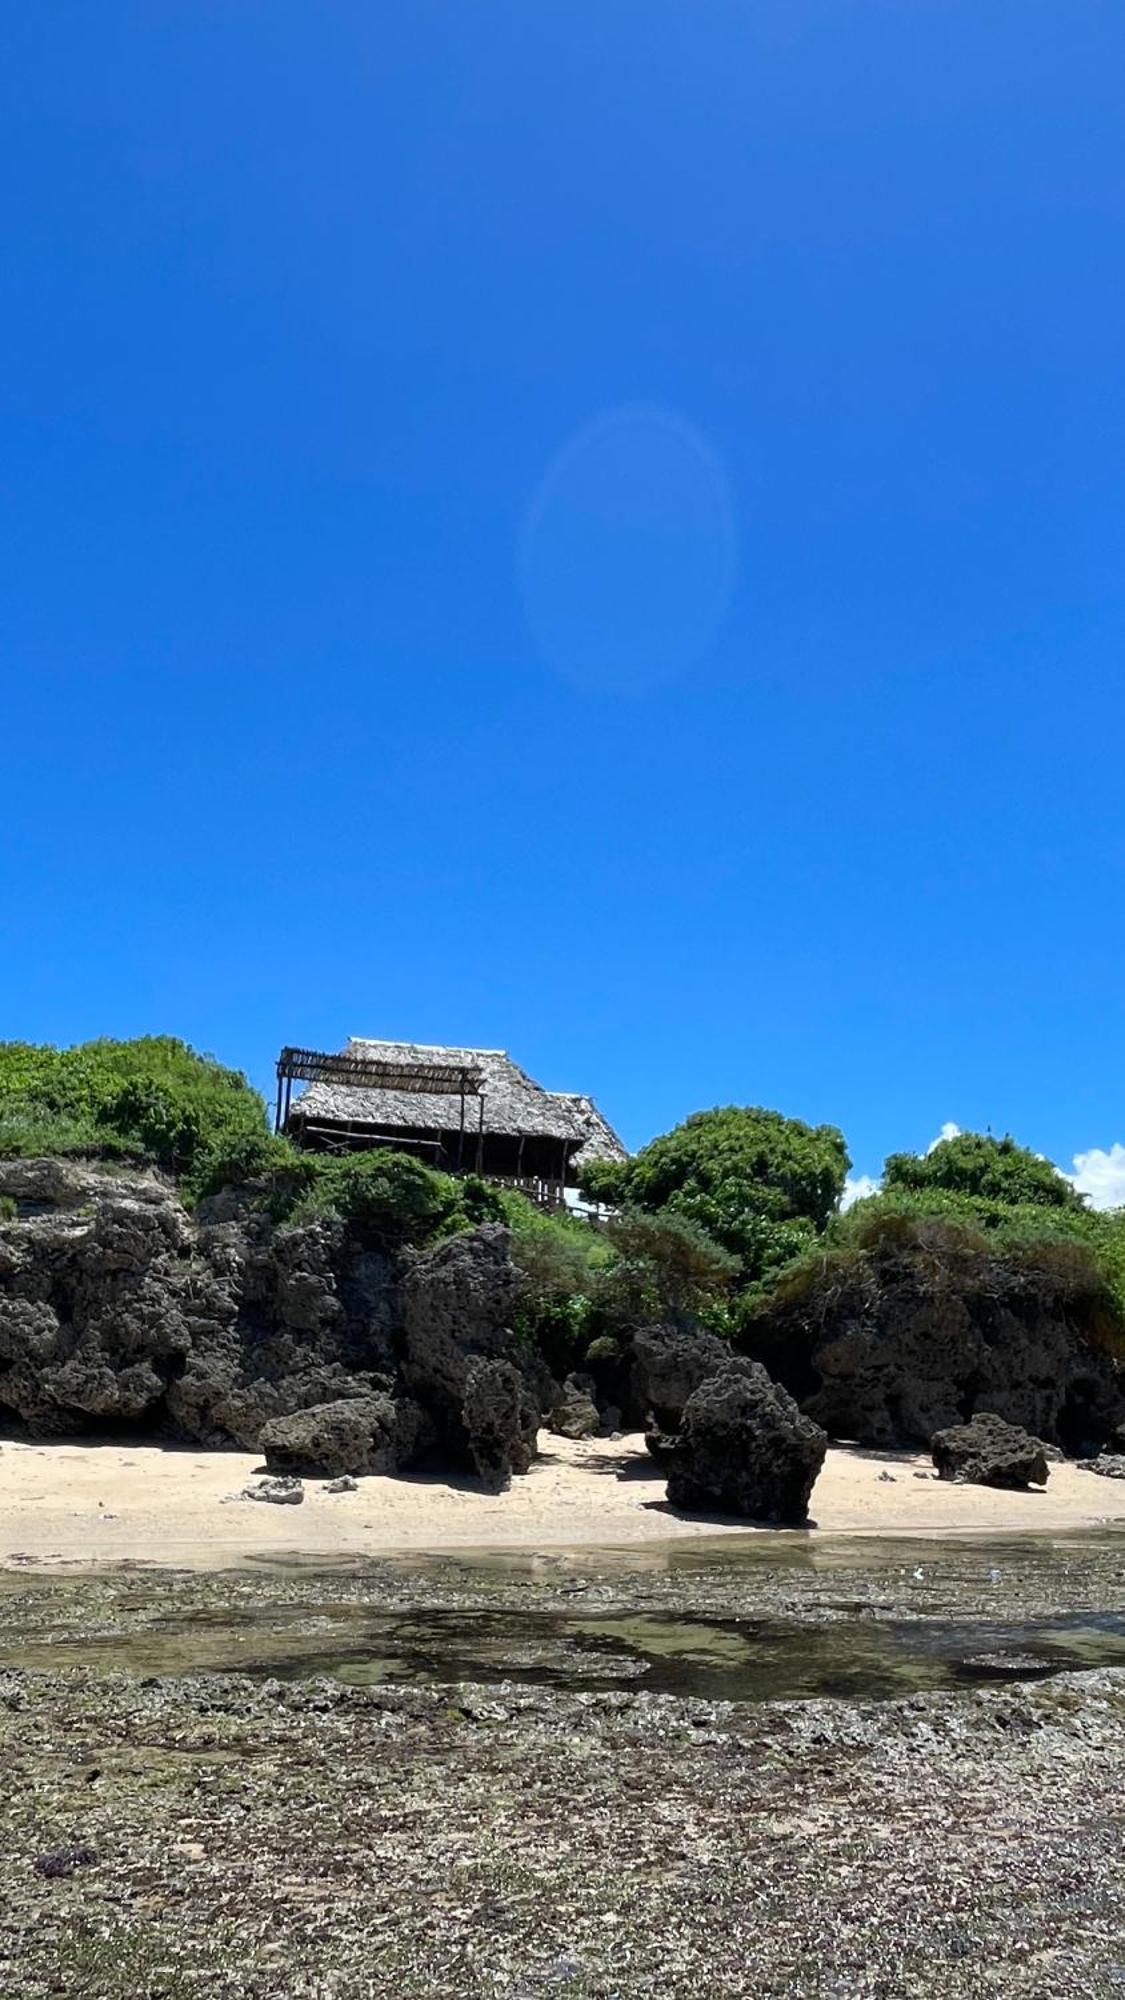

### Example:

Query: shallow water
xmin=2 ymin=1529 xmax=1124 ymax=1703
xmin=252 ymin=1603 xmax=1125 ymax=1703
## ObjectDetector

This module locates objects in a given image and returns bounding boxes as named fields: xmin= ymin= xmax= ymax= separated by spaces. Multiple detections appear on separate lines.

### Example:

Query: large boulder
xmin=931 ymin=1412 xmax=1050 ymax=1490
xmin=666 ymin=1359 xmax=828 ymax=1524
xmin=631 ymin=1326 xmax=731 ymax=1459
xmin=548 ymin=1372 xmax=601 ymax=1440
xmin=398 ymin=1226 xmax=538 ymax=1478
xmin=259 ymin=1394 xmax=427 ymax=1477
xmin=461 ymin=1357 xmax=538 ymax=1490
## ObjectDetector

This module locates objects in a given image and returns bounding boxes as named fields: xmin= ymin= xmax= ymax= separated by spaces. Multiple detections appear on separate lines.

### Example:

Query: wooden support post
xmin=476 ymin=1095 xmax=485 ymax=1173
xmin=274 ymin=1070 xmax=284 ymax=1135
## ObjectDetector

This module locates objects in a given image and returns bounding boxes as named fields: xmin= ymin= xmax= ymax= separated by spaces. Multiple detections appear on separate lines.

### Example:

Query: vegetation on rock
xmin=739 ymin=1198 xmax=1125 ymax=1448
xmin=580 ymin=1104 xmax=850 ymax=1283
xmin=0 ymin=1037 xmax=270 ymax=1183
xmin=4 ymin=1037 xmax=1124 ymax=1456
xmin=883 ymin=1130 xmax=1084 ymax=1211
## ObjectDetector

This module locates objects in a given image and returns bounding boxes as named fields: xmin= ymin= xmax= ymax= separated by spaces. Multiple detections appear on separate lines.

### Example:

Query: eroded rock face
xmin=748 ymin=1224 xmax=1125 ymax=1452
xmin=0 ymin=1164 xmax=538 ymax=1483
xmin=398 ymin=1225 xmax=538 ymax=1479
xmin=548 ymin=1372 xmax=601 ymax=1441
xmin=666 ymin=1359 xmax=828 ymax=1524
xmin=0 ymin=1162 xmax=227 ymax=1435
xmin=631 ymin=1326 xmax=731 ymax=1460
xmin=931 ymin=1412 xmax=1050 ymax=1490
xmin=259 ymin=1394 xmax=428 ymax=1478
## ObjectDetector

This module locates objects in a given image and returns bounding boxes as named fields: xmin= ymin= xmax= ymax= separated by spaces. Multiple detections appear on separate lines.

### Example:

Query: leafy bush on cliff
xmin=293 ymin=1150 xmax=470 ymax=1251
xmin=497 ymin=1191 xmax=613 ymax=1373
xmin=188 ymin=1129 xmax=320 ymax=1211
xmin=580 ymin=1105 xmax=848 ymax=1280
xmin=835 ymin=1170 xmax=1125 ymax=1323
xmin=883 ymin=1131 xmax=1083 ymax=1210
xmin=738 ymin=1194 xmax=1125 ymax=1399
xmin=0 ymin=1038 xmax=269 ymax=1177
xmin=594 ymin=1207 xmax=740 ymax=1332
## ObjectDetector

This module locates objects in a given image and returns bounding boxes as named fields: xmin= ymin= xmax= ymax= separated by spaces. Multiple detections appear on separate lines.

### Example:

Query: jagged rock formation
xmin=259 ymin=1394 xmax=428 ymax=1478
xmin=548 ymin=1372 xmax=601 ymax=1440
xmin=461 ymin=1357 xmax=537 ymax=1489
xmin=630 ymin=1326 xmax=730 ymax=1459
xmin=747 ymin=1219 xmax=1125 ymax=1452
xmin=931 ymin=1412 xmax=1050 ymax=1490
xmin=0 ymin=1161 xmax=539 ymax=1483
xmin=399 ymin=1225 xmax=538 ymax=1485
xmin=666 ymin=1359 xmax=828 ymax=1523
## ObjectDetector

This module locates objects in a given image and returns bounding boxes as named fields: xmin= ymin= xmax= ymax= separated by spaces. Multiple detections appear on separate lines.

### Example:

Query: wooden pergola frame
xmin=275 ymin=1045 xmax=486 ymax=1167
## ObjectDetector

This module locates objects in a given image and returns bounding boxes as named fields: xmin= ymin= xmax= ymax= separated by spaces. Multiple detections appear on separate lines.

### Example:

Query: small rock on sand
xmin=240 ymin=1477 xmax=305 ymax=1507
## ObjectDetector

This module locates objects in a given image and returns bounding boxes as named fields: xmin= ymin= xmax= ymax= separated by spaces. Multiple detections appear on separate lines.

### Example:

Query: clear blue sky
xmin=4 ymin=1 xmax=1124 ymax=1191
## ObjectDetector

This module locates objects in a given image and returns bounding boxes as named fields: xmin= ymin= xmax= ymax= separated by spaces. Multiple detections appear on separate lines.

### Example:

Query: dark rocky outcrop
xmin=461 ymin=1357 xmax=537 ymax=1490
xmin=0 ymin=1162 xmax=539 ymax=1484
xmin=931 ymin=1412 xmax=1050 ymax=1489
xmin=548 ymin=1373 xmax=601 ymax=1440
xmin=747 ymin=1217 xmax=1125 ymax=1452
xmin=259 ymin=1394 xmax=428 ymax=1478
xmin=666 ymin=1359 xmax=827 ymax=1523
xmin=399 ymin=1225 xmax=539 ymax=1481
xmin=630 ymin=1326 xmax=731 ymax=1460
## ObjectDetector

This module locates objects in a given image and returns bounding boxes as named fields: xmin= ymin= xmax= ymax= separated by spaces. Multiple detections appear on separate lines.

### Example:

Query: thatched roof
xmin=551 ymin=1093 xmax=631 ymax=1169
xmin=289 ymin=1039 xmax=628 ymax=1161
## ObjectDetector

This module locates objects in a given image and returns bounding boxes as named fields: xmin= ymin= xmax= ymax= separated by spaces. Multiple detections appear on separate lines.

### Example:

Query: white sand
xmin=0 ymin=1434 xmax=1121 ymax=1571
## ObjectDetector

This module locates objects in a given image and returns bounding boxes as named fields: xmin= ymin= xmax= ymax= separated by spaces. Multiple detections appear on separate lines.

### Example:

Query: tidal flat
xmin=2 ymin=1533 xmax=1124 ymax=1997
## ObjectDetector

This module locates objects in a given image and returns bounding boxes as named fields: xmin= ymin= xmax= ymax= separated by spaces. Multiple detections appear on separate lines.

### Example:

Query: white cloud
xmin=926 ymin=1121 xmax=961 ymax=1154
xmin=1068 ymin=1143 xmax=1125 ymax=1212
xmin=840 ymin=1173 xmax=881 ymax=1211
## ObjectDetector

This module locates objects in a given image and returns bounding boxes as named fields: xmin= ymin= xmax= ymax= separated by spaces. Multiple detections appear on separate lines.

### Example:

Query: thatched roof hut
xmin=279 ymin=1038 xmax=627 ymax=1200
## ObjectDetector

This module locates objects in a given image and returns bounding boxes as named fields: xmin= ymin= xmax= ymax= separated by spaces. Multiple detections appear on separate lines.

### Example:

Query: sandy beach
xmin=0 ymin=1431 xmax=1121 ymax=1570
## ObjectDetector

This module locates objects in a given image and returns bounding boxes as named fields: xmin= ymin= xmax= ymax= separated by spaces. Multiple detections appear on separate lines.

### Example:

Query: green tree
xmin=883 ymin=1131 xmax=1083 ymax=1211
xmin=596 ymin=1207 xmax=740 ymax=1330
xmin=582 ymin=1105 xmax=849 ymax=1280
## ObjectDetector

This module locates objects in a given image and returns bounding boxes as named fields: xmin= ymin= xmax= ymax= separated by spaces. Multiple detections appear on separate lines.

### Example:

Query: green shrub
xmin=582 ymin=1105 xmax=849 ymax=1281
xmin=297 ymin=1150 xmax=468 ymax=1251
xmin=883 ymin=1131 xmax=1083 ymax=1210
xmin=596 ymin=1206 xmax=740 ymax=1330
xmin=501 ymin=1197 xmax=612 ymax=1375
xmin=186 ymin=1130 xmax=320 ymax=1214
xmin=576 ymin=1158 xmax=630 ymax=1208
xmin=0 ymin=1037 xmax=269 ymax=1179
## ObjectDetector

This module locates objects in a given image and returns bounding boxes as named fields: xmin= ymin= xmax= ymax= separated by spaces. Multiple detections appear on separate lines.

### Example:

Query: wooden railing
xmin=483 ymin=1174 xmax=568 ymax=1212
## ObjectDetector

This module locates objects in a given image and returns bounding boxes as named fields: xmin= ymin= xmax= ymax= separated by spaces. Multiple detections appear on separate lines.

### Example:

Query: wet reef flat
xmin=1 ymin=1663 xmax=1124 ymax=1998
xmin=0 ymin=1536 xmax=1124 ymax=1996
